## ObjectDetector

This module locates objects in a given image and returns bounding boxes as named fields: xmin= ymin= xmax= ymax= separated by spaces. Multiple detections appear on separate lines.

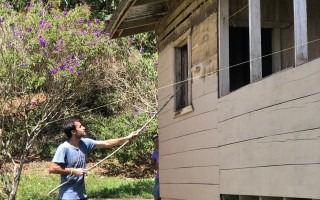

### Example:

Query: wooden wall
xmin=218 ymin=57 xmax=320 ymax=199
xmin=157 ymin=0 xmax=219 ymax=200
xmin=156 ymin=0 xmax=320 ymax=199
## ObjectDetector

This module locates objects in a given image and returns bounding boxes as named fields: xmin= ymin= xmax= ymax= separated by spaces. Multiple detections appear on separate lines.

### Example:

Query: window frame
xmin=173 ymin=29 xmax=193 ymax=117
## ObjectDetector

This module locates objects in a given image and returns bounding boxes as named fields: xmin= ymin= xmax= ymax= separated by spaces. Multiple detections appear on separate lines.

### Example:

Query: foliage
xmin=17 ymin=162 xmax=154 ymax=199
xmin=84 ymin=111 xmax=157 ymax=165
xmin=0 ymin=1 xmax=158 ymax=199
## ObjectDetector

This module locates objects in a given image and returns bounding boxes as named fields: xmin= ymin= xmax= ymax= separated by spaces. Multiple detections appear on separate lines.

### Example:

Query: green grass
xmin=17 ymin=171 xmax=154 ymax=200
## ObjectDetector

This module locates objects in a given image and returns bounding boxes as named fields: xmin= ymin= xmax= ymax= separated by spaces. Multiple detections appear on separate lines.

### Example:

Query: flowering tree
xmin=0 ymin=1 xmax=157 ymax=199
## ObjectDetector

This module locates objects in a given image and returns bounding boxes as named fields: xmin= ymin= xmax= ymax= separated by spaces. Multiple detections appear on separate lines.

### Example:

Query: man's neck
xmin=68 ymin=137 xmax=80 ymax=148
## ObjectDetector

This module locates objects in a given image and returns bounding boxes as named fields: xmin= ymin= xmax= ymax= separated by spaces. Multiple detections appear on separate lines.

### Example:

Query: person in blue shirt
xmin=150 ymin=134 xmax=160 ymax=200
xmin=49 ymin=118 xmax=138 ymax=200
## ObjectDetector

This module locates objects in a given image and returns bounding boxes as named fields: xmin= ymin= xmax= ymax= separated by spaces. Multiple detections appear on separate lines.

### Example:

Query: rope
xmin=47 ymin=85 xmax=178 ymax=195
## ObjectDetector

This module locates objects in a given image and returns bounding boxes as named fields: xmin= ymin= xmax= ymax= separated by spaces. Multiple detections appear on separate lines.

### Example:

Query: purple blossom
xmin=50 ymin=69 xmax=57 ymax=75
xmin=105 ymin=32 xmax=110 ymax=37
xmin=25 ymin=6 xmax=30 ymax=11
xmin=2 ymin=2 xmax=9 ymax=8
xmin=69 ymin=67 xmax=75 ymax=73
xmin=63 ymin=11 xmax=68 ymax=16
xmin=30 ymin=101 xmax=35 ymax=107
xmin=139 ymin=47 xmax=144 ymax=53
xmin=154 ymin=61 xmax=158 ymax=66
xmin=0 ymin=17 xmax=3 ymax=23
xmin=46 ymin=24 xmax=52 ymax=29
xmin=55 ymin=46 xmax=60 ymax=51
xmin=130 ymin=37 xmax=135 ymax=43
xmin=74 ymin=60 xmax=79 ymax=66
xmin=78 ymin=18 xmax=83 ymax=24
xmin=94 ymin=32 xmax=100 ymax=37
xmin=39 ymin=36 xmax=47 ymax=47
xmin=96 ymin=19 xmax=100 ymax=25
xmin=26 ymin=27 xmax=32 ymax=32
xmin=59 ymin=65 xmax=66 ymax=70
xmin=48 ymin=3 xmax=54 ymax=9
xmin=66 ymin=58 xmax=70 ymax=63
xmin=109 ymin=40 xmax=113 ymax=45
xmin=76 ymin=71 xmax=82 ymax=76
xmin=40 ymin=19 xmax=46 ymax=26
xmin=149 ymin=112 xmax=154 ymax=117
xmin=82 ymin=30 xmax=87 ymax=35
xmin=71 ymin=55 xmax=75 ymax=59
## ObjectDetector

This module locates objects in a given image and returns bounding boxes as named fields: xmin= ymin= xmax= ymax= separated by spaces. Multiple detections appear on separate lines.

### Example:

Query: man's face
xmin=153 ymin=138 xmax=159 ymax=149
xmin=73 ymin=121 xmax=86 ymax=138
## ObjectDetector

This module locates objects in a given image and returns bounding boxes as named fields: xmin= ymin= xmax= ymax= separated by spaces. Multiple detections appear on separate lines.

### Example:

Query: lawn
xmin=16 ymin=162 xmax=154 ymax=200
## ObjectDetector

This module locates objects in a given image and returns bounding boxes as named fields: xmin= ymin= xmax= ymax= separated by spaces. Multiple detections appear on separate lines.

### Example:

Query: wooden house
xmin=106 ymin=0 xmax=320 ymax=199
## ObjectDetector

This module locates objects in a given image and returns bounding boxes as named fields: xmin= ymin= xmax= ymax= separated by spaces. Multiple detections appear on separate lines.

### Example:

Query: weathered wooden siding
xmin=156 ymin=0 xmax=320 ymax=199
xmin=157 ymin=0 xmax=219 ymax=199
xmin=218 ymin=58 xmax=320 ymax=198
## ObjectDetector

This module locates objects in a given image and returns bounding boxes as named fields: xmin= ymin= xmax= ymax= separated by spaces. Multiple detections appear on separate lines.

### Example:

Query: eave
xmin=106 ymin=0 xmax=168 ymax=38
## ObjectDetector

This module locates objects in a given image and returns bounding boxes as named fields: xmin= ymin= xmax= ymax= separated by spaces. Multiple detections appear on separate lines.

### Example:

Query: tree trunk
xmin=8 ymin=161 xmax=23 ymax=200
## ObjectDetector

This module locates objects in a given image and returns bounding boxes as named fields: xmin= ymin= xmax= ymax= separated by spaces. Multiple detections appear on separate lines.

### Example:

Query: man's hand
xmin=128 ymin=130 xmax=139 ymax=141
xmin=72 ymin=168 xmax=86 ymax=177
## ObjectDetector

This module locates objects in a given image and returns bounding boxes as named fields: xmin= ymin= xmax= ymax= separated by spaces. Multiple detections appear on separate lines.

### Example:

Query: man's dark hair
xmin=152 ymin=134 xmax=158 ymax=141
xmin=63 ymin=118 xmax=79 ymax=138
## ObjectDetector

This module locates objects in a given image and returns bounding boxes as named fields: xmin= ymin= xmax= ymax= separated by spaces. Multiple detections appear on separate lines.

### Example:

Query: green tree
xmin=0 ymin=1 xmax=157 ymax=199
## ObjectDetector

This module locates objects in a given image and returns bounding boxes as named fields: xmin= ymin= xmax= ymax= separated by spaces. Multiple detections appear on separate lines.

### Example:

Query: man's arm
xmin=95 ymin=131 xmax=138 ymax=149
xmin=49 ymin=162 xmax=86 ymax=177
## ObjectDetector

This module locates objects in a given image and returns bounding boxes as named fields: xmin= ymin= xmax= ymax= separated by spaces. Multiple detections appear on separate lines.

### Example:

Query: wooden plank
xmin=160 ymin=184 xmax=220 ymax=200
xmin=219 ymin=128 xmax=320 ymax=169
xmin=293 ymin=0 xmax=308 ymax=66
xmin=160 ymin=166 xmax=219 ymax=184
xmin=219 ymin=0 xmax=230 ymax=96
xmin=134 ymin=0 xmax=168 ymax=6
xmin=160 ymin=109 xmax=218 ymax=141
xmin=218 ymin=58 xmax=320 ymax=122
xmin=157 ymin=0 xmax=193 ymax=35
xmin=249 ymin=0 xmax=262 ymax=82
xmin=192 ymin=15 xmax=217 ymax=68
xmin=272 ymin=28 xmax=281 ymax=72
xmin=159 ymin=90 xmax=218 ymax=128
xmin=157 ymin=0 xmax=216 ymax=51
xmin=230 ymin=20 xmax=291 ymax=29
xmin=192 ymin=74 xmax=217 ymax=99
xmin=107 ymin=0 xmax=137 ymax=38
xmin=187 ymin=34 xmax=192 ymax=108
xmin=218 ymin=93 xmax=320 ymax=146
xmin=160 ymin=130 xmax=219 ymax=155
xmin=220 ymin=164 xmax=320 ymax=199
xmin=158 ymin=0 xmax=206 ymax=41
xmin=119 ymin=15 xmax=162 ymax=29
xmin=307 ymin=0 xmax=320 ymax=61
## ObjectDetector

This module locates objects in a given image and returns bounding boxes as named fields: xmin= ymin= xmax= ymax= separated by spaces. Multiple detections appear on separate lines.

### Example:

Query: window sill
xmin=174 ymin=105 xmax=193 ymax=118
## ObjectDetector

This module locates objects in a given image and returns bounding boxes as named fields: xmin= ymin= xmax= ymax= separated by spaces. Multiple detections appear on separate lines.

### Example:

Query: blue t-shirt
xmin=151 ymin=149 xmax=159 ymax=179
xmin=52 ymin=138 xmax=97 ymax=200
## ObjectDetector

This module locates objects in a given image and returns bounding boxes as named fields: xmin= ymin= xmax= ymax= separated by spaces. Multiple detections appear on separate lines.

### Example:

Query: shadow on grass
xmin=88 ymin=179 xmax=154 ymax=199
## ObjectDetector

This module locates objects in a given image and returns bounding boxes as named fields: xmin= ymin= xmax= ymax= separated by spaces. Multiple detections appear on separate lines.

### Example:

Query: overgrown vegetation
xmin=0 ymin=0 xmax=158 ymax=199
xmin=17 ymin=162 xmax=153 ymax=199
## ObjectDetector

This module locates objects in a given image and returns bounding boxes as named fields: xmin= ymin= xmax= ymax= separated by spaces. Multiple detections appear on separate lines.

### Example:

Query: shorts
xmin=153 ymin=177 xmax=160 ymax=199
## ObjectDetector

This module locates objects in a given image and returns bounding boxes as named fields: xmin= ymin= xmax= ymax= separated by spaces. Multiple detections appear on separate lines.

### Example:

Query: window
xmin=218 ymin=0 xmax=309 ymax=97
xmin=175 ymin=44 xmax=189 ymax=111
xmin=174 ymin=30 xmax=192 ymax=116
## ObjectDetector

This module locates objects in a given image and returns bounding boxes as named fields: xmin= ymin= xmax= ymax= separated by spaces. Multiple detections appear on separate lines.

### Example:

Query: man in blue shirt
xmin=49 ymin=118 xmax=138 ymax=200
